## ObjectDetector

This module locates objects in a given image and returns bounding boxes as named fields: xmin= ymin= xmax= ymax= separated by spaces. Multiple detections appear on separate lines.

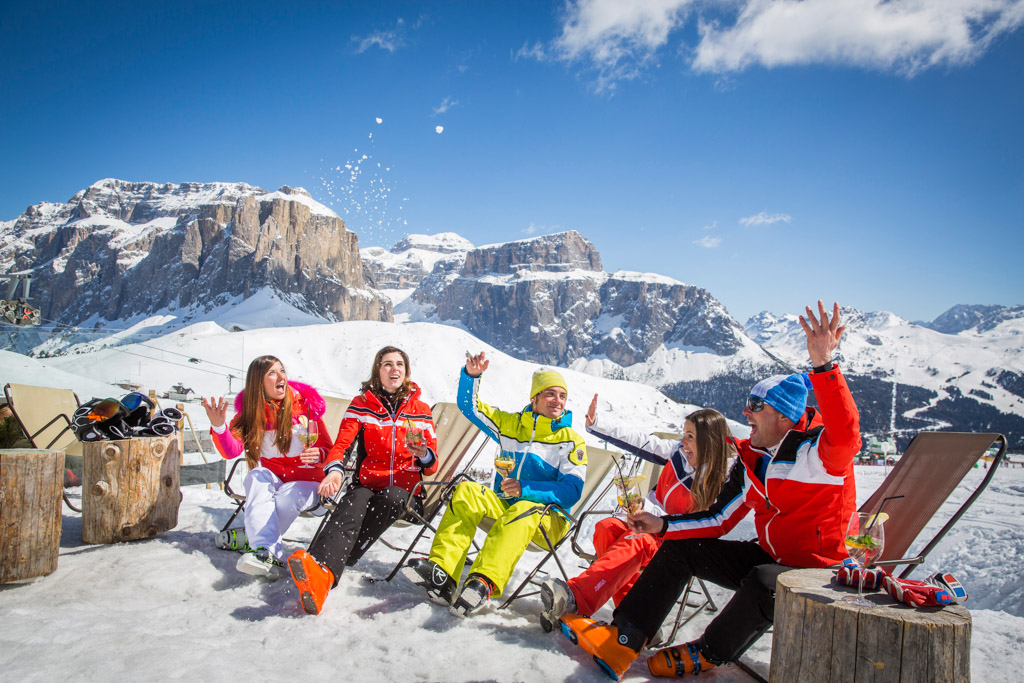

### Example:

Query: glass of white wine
xmin=494 ymin=453 xmax=517 ymax=499
xmin=295 ymin=415 xmax=319 ymax=468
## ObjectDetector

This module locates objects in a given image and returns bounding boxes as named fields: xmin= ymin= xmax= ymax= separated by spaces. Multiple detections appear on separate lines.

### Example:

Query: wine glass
xmin=296 ymin=415 xmax=319 ymax=468
xmin=494 ymin=453 xmax=517 ymax=499
xmin=843 ymin=511 xmax=886 ymax=606
xmin=615 ymin=474 xmax=646 ymax=538
xmin=403 ymin=417 xmax=425 ymax=472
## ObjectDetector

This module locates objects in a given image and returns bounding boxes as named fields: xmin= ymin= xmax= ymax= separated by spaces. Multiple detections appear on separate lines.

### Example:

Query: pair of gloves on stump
xmin=835 ymin=559 xmax=968 ymax=607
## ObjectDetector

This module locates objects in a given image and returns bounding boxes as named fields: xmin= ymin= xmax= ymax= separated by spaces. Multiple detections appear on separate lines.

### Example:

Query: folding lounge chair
xmin=4 ymin=382 xmax=83 ymax=511
xmin=492 ymin=444 xmax=619 ymax=610
xmin=378 ymin=402 xmax=489 ymax=580
xmin=862 ymin=431 xmax=1008 ymax=578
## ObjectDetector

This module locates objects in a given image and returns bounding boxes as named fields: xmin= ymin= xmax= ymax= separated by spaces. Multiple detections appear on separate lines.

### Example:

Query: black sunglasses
xmin=746 ymin=396 xmax=766 ymax=412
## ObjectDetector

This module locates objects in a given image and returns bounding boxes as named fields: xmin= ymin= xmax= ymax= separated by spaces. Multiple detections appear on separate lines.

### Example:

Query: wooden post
xmin=82 ymin=436 xmax=181 ymax=544
xmin=0 ymin=449 xmax=64 ymax=583
xmin=771 ymin=568 xmax=971 ymax=682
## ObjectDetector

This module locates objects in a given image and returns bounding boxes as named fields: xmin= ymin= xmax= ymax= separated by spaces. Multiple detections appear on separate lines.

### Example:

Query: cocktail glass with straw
xmin=403 ymin=417 xmax=425 ymax=472
xmin=842 ymin=511 xmax=886 ymax=606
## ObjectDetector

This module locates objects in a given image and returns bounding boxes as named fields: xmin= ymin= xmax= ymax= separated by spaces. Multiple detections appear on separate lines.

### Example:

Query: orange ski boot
xmin=287 ymin=549 xmax=334 ymax=615
xmin=647 ymin=641 xmax=716 ymax=677
xmin=559 ymin=613 xmax=641 ymax=681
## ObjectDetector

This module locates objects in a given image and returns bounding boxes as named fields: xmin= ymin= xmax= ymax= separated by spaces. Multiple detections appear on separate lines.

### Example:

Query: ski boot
xmin=539 ymin=577 xmax=577 ymax=632
xmin=450 ymin=574 xmax=495 ymax=618
xmin=288 ymin=549 xmax=335 ymax=615
xmin=402 ymin=558 xmax=458 ymax=605
xmin=647 ymin=641 xmax=716 ymax=678
xmin=558 ymin=613 xmax=642 ymax=681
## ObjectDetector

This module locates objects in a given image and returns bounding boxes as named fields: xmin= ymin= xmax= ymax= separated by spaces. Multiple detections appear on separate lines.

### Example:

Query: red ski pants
xmin=567 ymin=516 xmax=660 ymax=617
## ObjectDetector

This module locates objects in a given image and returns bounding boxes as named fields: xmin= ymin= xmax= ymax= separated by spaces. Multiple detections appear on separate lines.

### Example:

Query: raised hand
xmin=799 ymin=300 xmax=846 ymax=368
xmin=586 ymin=393 xmax=598 ymax=427
xmin=201 ymin=396 xmax=228 ymax=428
xmin=465 ymin=351 xmax=490 ymax=377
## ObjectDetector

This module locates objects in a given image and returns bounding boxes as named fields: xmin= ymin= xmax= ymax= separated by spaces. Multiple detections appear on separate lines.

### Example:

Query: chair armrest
xmin=570 ymin=508 xmax=617 ymax=561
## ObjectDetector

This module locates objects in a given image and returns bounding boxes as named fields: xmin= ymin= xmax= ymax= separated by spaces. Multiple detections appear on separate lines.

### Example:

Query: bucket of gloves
xmin=836 ymin=558 xmax=968 ymax=607
xmin=72 ymin=392 xmax=183 ymax=442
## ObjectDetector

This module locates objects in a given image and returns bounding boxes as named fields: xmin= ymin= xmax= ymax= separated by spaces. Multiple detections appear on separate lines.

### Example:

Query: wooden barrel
xmin=0 ymin=449 xmax=64 ymax=583
xmin=770 ymin=568 xmax=971 ymax=682
xmin=82 ymin=437 xmax=181 ymax=544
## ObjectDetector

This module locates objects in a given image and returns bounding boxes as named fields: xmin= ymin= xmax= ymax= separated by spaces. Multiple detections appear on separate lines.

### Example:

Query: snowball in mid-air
xmin=435 ymin=126 xmax=444 ymax=134
xmin=376 ymin=117 xmax=383 ymax=124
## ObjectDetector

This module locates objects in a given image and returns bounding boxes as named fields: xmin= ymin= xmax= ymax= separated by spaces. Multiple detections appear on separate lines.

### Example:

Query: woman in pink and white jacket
xmin=204 ymin=355 xmax=333 ymax=577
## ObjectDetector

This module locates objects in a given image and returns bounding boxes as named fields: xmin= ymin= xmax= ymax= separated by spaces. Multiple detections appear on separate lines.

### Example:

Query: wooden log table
xmin=82 ymin=436 xmax=181 ymax=544
xmin=0 ymin=449 xmax=65 ymax=583
xmin=771 ymin=568 xmax=971 ymax=683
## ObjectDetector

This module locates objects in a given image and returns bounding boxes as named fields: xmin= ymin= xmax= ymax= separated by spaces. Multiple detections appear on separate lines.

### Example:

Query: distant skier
xmin=405 ymin=352 xmax=588 ymax=617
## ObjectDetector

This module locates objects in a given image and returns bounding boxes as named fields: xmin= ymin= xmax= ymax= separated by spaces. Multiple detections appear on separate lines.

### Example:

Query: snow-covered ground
xmin=2 ymin=320 xmax=1022 ymax=681
xmin=2 ymin=466 xmax=1022 ymax=681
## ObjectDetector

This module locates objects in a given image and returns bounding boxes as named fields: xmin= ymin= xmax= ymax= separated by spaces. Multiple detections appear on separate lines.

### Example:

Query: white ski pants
xmin=243 ymin=467 xmax=323 ymax=560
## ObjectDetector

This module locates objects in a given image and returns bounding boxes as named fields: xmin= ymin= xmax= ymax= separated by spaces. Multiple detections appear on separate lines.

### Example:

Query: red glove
xmin=836 ymin=560 xmax=885 ymax=591
xmin=882 ymin=574 xmax=956 ymax=607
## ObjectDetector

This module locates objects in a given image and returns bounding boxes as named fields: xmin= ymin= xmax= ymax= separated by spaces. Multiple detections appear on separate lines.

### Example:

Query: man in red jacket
xmin=560 ymin=301 xmax=861 ymax=680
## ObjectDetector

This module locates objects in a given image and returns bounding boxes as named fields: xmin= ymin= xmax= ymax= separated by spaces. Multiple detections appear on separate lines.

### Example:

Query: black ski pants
xmin=612 ymin=537 xmax=793 ymax=664
xmin=307 ymin=484 xmax=419 ymax=585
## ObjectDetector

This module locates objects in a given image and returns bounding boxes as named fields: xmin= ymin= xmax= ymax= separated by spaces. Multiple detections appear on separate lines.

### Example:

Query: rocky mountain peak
xmin=462 ymin=230 xmax=601 ymax=277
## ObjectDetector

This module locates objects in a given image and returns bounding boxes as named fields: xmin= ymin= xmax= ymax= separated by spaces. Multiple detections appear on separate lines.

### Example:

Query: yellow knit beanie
xmin=530 ymin=369 xmax=567 ymax=399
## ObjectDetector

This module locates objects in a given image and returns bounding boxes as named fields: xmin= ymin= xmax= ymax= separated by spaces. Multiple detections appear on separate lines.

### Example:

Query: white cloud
xmin=433 ymin=96 xmax=458 ymax=115
xmin=353 ymin=18 xmax=408 ymax=54
xmin=694 ymin=235 xmax=722 ymax=248
xmin=435 ymin=126 xmax=444 ymax=134
xmin=553 ymin=0 xmax=695 ymax=92
xmin=545 ymin=0 xmax=1024 ymax=89
xmin=740 ymin=211 xmax=792 ymax=226
xmin=702 ymin=220 xmax=718 ymax=231
xmin=693 ymin=0 xmax=1024 ymax=75
xmin=375 ymin=117 xmax=383 ymax=124
xmin=514 ymin=41 xmax=549 ymax=61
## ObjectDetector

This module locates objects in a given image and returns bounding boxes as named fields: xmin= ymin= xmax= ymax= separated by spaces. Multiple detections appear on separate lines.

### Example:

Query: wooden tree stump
xmin=771 ymin=568 xmax=971 ymax=683
xmin=0 ymin=449 xmax=64 ymax=583
xmin=82 ymin=437 xmax=181 ymax=544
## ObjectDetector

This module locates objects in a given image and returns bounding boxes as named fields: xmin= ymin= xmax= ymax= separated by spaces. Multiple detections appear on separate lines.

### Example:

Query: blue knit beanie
xmin=749 ymin=373 xmax=813 ymax=423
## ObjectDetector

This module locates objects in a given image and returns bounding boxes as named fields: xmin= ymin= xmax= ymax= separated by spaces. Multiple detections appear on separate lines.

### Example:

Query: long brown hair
xmin=235 ymin=355 xmax=293 ymax=469
xmin=685 ymin=408 xmax=735 ymax=512
xmin=360 ymin=346 xmax=412 ymax=403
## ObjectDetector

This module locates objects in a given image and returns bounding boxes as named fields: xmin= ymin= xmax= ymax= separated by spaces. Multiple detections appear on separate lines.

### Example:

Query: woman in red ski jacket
xmin=204 ymin=355 xmax=334 ymax=577
xmin=286 ymin=345 xmax=438 ymax=615
xmin=538 ymin=397 xmax=734 ymax=629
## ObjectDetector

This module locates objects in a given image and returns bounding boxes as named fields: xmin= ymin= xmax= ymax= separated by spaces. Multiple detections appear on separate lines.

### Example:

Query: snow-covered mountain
xmin=745 ymin=307 xmax=1024 ymax=446
xmin=0 ymin=179 xmax=391 ymax=352
xmin=3 ymin=179 xmax=1022 ymax=448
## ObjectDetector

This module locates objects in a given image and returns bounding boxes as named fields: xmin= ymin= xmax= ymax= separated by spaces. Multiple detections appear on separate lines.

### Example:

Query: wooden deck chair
xmin=493 ymin=445 xmax=620 ymax=609
xmin=375 ymin=402 xmax=490 ymax=580
xmin=4 ymin=382 xmax=83 ymax=511
xmin=862 ymin=431 xmax=1007 ymax=578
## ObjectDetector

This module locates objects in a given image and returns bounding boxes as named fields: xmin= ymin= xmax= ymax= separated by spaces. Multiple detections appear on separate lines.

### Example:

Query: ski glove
xmin=836 ymin=558 xmax=884 ymax=591
xmin=881 ymin=573 xmax=966 ymax=607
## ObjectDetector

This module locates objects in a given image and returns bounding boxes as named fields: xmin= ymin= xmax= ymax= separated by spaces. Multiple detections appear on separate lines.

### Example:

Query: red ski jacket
xmin=211 ymin=381 xmax=334 ymax=483
xmin=660 ymin=365 xmax=861 ymax=568
xmin=323 ymin=382 xmax=438 ymax=493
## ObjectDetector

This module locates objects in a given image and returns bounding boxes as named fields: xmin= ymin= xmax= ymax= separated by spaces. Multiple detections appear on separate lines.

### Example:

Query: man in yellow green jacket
xmin=405 ymin=351 xmax=588 ymax=617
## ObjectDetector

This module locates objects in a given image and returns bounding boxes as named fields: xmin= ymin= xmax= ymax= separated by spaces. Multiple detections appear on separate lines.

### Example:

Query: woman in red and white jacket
xmin=204 ymin=355 xmax=334 ymax=577
xmin=286 ymin=345 xmax=438 ymax=616
xmin=538 ymin=397 xmax=734 ymax=630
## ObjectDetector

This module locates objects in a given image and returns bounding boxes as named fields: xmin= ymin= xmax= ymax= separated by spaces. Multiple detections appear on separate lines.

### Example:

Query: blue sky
xmin=2 ymin=0 xmax=1022 ymax=323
